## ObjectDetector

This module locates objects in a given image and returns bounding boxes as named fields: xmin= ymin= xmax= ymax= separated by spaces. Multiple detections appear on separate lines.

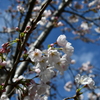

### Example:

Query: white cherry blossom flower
xmin=75 ymin=74 xmax=95 ymax=89
xmin=29 ymin=49 xmax=42 ymax=62
xmin=54 ymin=54 xmax=70 ymax=74
xmin=57 ymin=35 xmax=67 ymax=46
xmin=88 ymin=92 xmax=97 ymax=100
xmin=62 ymin=42 xmax=74 ymax=56
xmin=79 ymin=94 xmax=84 ymax=100
xmin=35 ymin=56 xmax=48 ymax=71
xmin=34 ymin=68 xmax=41 ymax=73
xmin=88 ymin=0 xmax=100 ymax=7
xmin=39 ymin=67 xmax=55 ymax=83
xmin=0 ymin=93 xmax=9 ymax=100
xmin=17 ymin=5 xmax=25 ymax=13
xmin=0 ymin=59 xmax=7 ymax=66
xmin=33 ymin=94 xmax=48 ymax=100
xmin=81 ymin=22 xmax=91 ymax=30
xmin=37 ymin=84 xmax=50 ymax=95
xmin=80 ymin=61 xmax=93 ymax=72
xmin=43 ymin=10 xmax=51 ymax=18
xmin=57 ymin=21 xmax=64 ymax=26
xmin=64 ymin=81 xmax=73 ymax=91
xmin=40 ymin=95 xmax=48 ymax=100
xmin=33 ymin=6 xmax=41 ymax=11
xmin=28 ymin=84 xmax=37 ymax=99
xmin=37 ymin=17 xmax=48 ymax=26
xmin=71 ymin=59 xmax=76 ymax=64
xmin=47 ymin=49 xmax=60 ymax=65
xmin=27 ymin=83 xmax=49 ymax=99
xmin=95 ymin=27 xmax=100 ymax=33
xmin=68 ymin=15 xmax=79 ymax=23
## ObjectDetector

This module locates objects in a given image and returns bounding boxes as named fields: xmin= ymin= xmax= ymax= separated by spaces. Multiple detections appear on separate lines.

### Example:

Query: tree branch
xmin=5 ymin=0 xmax=52 ymax=97
xmin=14 ymin=0 xmax=73 ymax=79
xmin=64 ymin=10 xmax=99 ymax=27
xmin=14 ymin=0 xmax=37 ymax=62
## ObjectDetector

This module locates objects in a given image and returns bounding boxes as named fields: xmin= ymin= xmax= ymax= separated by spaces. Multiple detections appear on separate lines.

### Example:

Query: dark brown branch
xmin=64 ymin=10 xmax=99 ymax=27
xmin=20 ymin=0 xmax=37 ymax=32
xmin=14 ymin=0 xmax=37 ymax=62
xmin=49 ymin=3 xmax=76 ymax=31
xmin=60 ymin=15 xmax=76 ymax=31
xmin=5 ymin=0 xmax=52 ymax=97
xmin=63 ymin=91 xmax=82 ymax=100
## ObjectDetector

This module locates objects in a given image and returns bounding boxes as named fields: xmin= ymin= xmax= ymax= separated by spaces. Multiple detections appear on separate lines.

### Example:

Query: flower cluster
xmin=0 ymin=43 xmax=10 ymax=54
xmin=21 ymin=35 xmax=74 ymax=99
xmin=28 ymin=35 xmax=74 ymax=81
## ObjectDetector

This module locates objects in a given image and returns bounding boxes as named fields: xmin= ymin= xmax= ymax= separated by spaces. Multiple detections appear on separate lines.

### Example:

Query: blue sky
xmin=43 ymin=26 xmax=100 ymax=99
xmin=44 ymin=26 xmax=100 ymax=68
xmin=0 ymin=0 xmax=100 ymax=69
xmin=0 ymin=0 xmax=100 ymax=100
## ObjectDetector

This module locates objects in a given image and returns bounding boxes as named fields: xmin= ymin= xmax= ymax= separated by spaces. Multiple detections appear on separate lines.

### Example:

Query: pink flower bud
xmin=26 ymin=26 xmax=31 ymax=30
xmin=15 ymin=27 xmax=19 ymax=31
xmin=50 ymin=43 xmax=54 ymax=47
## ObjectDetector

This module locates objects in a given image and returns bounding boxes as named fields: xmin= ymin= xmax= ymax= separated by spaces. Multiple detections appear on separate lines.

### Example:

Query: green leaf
xmin=48 ymin=44 xmax=51 ymax=48
xmin=20 ymin=32 xmax=25 ymax=37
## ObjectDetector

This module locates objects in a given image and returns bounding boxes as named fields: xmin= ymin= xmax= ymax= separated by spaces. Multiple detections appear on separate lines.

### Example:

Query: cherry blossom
xmin=57 ymin=21 xmax=64 ymax=27
xmin=43 ymin=10 xmax=51 ymax=18
xmin=62 ymin=42 xmax=74 ymax=56
xmin=28 ymin=35 xmax=74 ymax=76
xmin=36 ymin=84 xmax=50 ymax=95
xmin=0 ymin=93 xmax=9 ymax=100
xmin=54 ymin=54 xmax=71 ymax=74
xmin=17 ymin=5 xmax=25 ymax=13
xmin=28 ymin=84 xmax=37 ymax=99
xmin=25 ymin=83 xmax=49 ymax=100
xmin=28 ymin=49 xmax=42 ymax=62
xmin=64 ymin=81 xmax=73 ymax=91
xmin=75 ymin=74 xmax=95 ymax=89
xmin=0 ymin=0 xmax=100 ymax=99
xmin=68 ymin=15 xmax=79 ymax=23
xmin=57 ymin=35 xmax=67 ymax=47
xmin=34 ymin=56 xmax=48 ymax=71
xmin=39 ymin=67 xmax=55 ymax=83
xmin=80 ymin=61 xmax=93 ymax=72
xmin=47 ymin=49 xmax=61 ymax=65
xmin=81 ymin=22 xmax=92 ymax=30
xmin=88 ymin=92 xmax=97 ymax=100
xmin=37 ymin=17 xmax=48 ymax=26
xmin=33 ymin=6 xmax=41 ymax=11
xmin=88 ymin=0 xmax=100 ymax=7
xmin=0 ymin=60 xmax=7 ymax=67
xmin=71 ymin=59 xmax=76 ymax=64
xmin=95 ymin=27 xmax=100 ymax=33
